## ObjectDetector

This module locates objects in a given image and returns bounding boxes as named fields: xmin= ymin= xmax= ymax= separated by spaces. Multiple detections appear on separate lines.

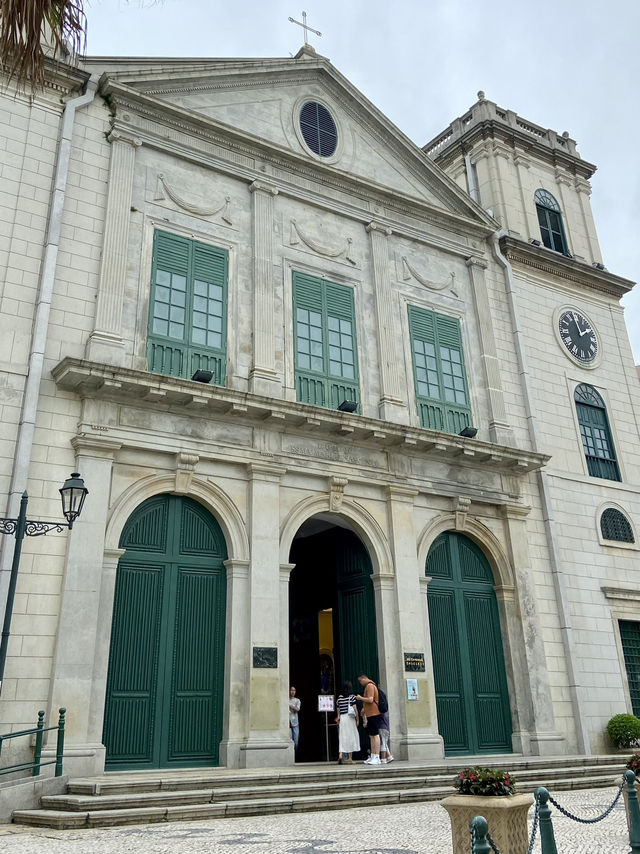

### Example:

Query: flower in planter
xmin=454 ymin=766 xmax=517 ymax=797
xmin=626 ymin=751 xmax=640 ymax=777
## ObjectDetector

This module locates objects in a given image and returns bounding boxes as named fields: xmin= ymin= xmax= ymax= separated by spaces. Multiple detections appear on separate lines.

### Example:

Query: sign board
xmin=317 ymin=694 xmax=335 ymax=712
xmin=407 ymin=678 xmax=419 ymax=701
xmin=404 ymin=652 xmax=425 ymax=672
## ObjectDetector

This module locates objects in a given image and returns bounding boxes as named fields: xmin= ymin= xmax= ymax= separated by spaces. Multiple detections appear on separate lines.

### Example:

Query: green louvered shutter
xmin=293 ymin=272 xmax=359 ymax=409
xmin=147 ymin=231 xmax=227 ymax=384
xmin=619 ymin=620 xmax=640 ymax=717
xmin=427 ymin=532 xmax=512 ymax=755
xmin=103 ymin=495 xmax=227 ymax=770
xmin=408 ymin=305 xmax=471 ymax=433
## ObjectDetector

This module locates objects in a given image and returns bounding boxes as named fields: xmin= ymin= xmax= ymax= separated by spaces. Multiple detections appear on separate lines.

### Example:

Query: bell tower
xmin=424 ymin=92 xmax=604 ymax=268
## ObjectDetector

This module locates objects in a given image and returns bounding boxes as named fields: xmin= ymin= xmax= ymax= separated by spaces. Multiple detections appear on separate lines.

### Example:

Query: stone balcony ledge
xmin=52 ymin=357 xmax=549 ymax=477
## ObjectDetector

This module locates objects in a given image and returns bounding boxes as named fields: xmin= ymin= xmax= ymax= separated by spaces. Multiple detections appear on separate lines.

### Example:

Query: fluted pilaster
xmin=86 ymin=131 xmax=141 ymax=363
xmin=249 ymin=180 xmax=281 ymax=396
xmin=366 ymin=221 xmax=409 ymax=423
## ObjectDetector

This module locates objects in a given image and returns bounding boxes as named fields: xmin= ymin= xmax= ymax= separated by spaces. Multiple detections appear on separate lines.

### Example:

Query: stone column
xmin=86 ymin=130 xmax=141 ymax=364
xmin=47 ymin=436 xmax=121 ymax=776
xmin=241 ymin=462 xmax=289 ymax=767
xmin=500 ymin=505 xmax=566 ymax=756
xmin=279 ymin=562 xmax=295 ymax=762
xmin=248 ymin=180 xmax=281 ymax=397
xmin=465 ymin=257 xmax=512 ymax=444
xmin=387 ymin=486 xmax=444 ymax=760
xmin=219 ymin=558 xmax=251 ymax=768
xmin=366 ymin=221 xmax=409 ymax=424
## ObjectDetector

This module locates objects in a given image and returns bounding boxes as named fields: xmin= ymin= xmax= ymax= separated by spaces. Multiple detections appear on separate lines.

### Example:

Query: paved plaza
xmin=0 ymin=785 xmax=630 ymax=854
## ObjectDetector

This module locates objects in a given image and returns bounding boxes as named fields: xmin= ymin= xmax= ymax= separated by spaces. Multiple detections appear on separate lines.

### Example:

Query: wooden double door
xmin=427 ymin=532 xmax=512 ymax=755
xmin=103 ymin=495 xmax=227 ymax=769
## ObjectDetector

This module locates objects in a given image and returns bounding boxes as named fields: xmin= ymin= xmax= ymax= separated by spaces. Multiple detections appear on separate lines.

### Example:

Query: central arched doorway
xmin=427 ymin=531 xmax=512 ymax=755
xmin=289 ymin=515 xmax=378 ymax=762
xmin=103 ymin=494 xmax=227 ymax=770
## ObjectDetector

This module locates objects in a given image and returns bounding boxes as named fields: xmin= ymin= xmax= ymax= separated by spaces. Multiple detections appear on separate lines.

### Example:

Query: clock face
xmin=558 ymin=309 xmax=599 ymax=363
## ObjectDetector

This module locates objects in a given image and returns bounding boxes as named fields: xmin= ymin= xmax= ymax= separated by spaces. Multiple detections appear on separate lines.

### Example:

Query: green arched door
xmin=427 ymin=532 xmax=512 ymax=755
xmin=103 ymin=495 xmax=227 ymax=769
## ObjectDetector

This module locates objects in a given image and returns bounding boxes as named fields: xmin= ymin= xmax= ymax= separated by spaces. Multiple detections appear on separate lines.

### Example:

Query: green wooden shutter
xmin=104 ymin=495 xmax=227 ymax=770
xmin=325 ymin=282 xmax=359 ymax=408
xmin=408 ymin=305 xmax=471 ymax=433
xmin=335 ymin=530 xmax=378 ymax=693
xmin=293 ymin=272 xmax=359 ymax=410
xmin=147 ymin=230 xmax=227 ymax=384
xmin=427 ymin=532 xmax=512 ymax=756
xmin=576 ymin=402 xmax=621 ymax=481
xmin=619 ymin=620 xmax=640 ymax=717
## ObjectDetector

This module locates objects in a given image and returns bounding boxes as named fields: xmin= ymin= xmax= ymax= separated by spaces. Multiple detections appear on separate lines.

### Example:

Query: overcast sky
xmin=84 ymin=0 xmax=640 ymax=362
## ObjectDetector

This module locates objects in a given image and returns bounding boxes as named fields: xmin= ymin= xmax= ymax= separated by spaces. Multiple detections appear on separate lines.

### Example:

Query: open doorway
xmin=289 ymin=515 xmax=378 ymax=762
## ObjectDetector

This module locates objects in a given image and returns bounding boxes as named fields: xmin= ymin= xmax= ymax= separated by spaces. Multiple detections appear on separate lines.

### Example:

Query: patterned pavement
xmin=0 ymin=786 xmax=630 ymax=854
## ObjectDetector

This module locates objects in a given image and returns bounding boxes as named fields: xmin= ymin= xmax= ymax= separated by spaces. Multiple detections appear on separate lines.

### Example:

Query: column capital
xmin=224 ymin=558 xmax=250 ymax=579
xmin=247 ymin=462 xmax=287 ymax=481
xmin=465 ymin=255 xmax=488 ymax=270
xmin=250 ymin=179 xmax=279 ymax=196
xmin=386 ymin=485 xmax=419 ymax=503
xmin=371 ymin=574 xmax=395 ymax=592
xmin=501 ymin=503 xmax=532 ymax=520
xmin=103 ymin=548 xmax=126 ymax=565
xmin=71 ymin=435 xmax=122 ymax=458
xmin=107 ymin=129 xmax=142 ymax=148
xmin=366 ymin=220 xmax=392 ymax=237
xmin=279 ymin=562 xmax=296 ymax=579
xmin=420 ymin=576 xmax=431 ymax=592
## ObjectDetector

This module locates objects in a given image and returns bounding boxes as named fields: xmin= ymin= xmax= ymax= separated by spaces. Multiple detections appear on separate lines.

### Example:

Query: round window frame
xmin=553 ymin=304 xmax=602 ymax=370
xmin=293 ymin=96 xmax=343 ymax=165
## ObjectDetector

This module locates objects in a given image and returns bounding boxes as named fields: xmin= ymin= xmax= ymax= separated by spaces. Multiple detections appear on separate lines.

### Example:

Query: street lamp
xmin=0 ymin=473 xmax=88 ymax=695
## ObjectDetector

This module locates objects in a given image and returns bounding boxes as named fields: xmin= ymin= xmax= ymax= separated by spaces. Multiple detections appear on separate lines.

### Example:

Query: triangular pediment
xmin=88 ymin=51 xmax=493 ymax=225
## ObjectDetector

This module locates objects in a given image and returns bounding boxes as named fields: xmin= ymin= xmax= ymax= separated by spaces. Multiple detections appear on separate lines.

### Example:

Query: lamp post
xmin=0 ymin=473 xmax=88 ymax=696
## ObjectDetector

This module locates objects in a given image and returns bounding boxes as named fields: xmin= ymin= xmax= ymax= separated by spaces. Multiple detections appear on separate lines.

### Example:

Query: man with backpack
xmin=355 ymin=672 xmax=388 ymax=766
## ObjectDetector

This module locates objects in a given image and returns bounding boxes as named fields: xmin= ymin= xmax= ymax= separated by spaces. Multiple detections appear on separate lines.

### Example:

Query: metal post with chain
xmin=626 ymin=770 xmax=640 ymax=854
xmin=469 ymin=817 xmax=492 ymax=854
xmin=535 ymin=787 xmax=558 ymax=854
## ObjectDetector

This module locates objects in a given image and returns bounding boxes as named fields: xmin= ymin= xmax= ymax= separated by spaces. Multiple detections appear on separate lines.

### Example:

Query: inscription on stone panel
xmin=119 ymin=409 xmax=253 ymax=447
xmin=281 ymin=436 xmax=386 ymax=470
xmin=253 ymin=647 xmax=278 ymax=668
xmin=404 ymin=652 xmax=426 ymax=672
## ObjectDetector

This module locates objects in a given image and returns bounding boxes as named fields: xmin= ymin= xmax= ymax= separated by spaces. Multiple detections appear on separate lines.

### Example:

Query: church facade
xmin=0 ymin=46 xmax=638 ymax=776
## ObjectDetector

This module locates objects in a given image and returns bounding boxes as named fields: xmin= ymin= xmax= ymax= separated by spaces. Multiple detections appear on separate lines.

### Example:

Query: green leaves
xmin=454 ymin=766 xmax=517 ymax=797
xmin=0 ymin=0 xmax=87 ymax=91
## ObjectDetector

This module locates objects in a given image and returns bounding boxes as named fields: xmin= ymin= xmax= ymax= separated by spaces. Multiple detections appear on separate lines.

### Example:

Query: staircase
xmin=12 ymin=755 xmax=626 ymax=829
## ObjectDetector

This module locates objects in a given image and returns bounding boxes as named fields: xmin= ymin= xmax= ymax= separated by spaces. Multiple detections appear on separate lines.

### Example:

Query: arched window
xmin=574 ymin=384 xmax=620 ymax=481
xmin=535 ymin=189 xmax=569 ymax=255
xmin=600 ymin=508 xmax=635 ymax=543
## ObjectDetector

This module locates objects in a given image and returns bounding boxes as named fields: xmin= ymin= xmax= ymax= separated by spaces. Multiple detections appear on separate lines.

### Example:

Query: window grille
xmin=600 ymin=508 xmax=635 ymax=543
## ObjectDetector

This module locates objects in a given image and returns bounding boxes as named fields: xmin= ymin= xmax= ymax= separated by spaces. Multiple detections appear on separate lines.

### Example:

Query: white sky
xmin=84 ymin=0 xmax=640 ymax=361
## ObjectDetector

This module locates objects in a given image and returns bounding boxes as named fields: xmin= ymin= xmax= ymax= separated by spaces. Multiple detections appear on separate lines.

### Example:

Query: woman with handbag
xmin=335 ymin=681 xmax=360 ymax=764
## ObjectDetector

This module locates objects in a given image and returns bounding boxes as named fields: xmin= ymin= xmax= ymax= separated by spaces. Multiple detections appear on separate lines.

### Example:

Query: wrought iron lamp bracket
xmin=0 ymin=518 xmax=70 ymax=537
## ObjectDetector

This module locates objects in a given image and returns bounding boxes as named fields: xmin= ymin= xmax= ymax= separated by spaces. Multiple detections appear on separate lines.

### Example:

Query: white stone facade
xmin=0 ymin=49 xmax=637 ymax=775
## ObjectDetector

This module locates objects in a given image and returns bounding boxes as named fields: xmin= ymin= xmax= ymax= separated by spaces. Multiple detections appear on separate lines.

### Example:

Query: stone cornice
xmin=95 ymin=57 xmax=486 ymax=223
xmin=2 ymin=56 xmax=90 ymax=99
xmin=430 ymin=119 xmax=596 ymax=182
xmin=52 ymin=357 xmax=549 ymax=479
xmin=499 ymin=236 xmax=634 ymax=298
xmin=99 ymin=77 xmax=497 ymax=239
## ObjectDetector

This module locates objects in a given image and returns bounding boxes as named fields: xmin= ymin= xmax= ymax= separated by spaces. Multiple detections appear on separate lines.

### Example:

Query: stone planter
xmin=623 ymin=778 xmax=640 ymax=831
xmin=441 ymin=793 xmax=534 ymax=854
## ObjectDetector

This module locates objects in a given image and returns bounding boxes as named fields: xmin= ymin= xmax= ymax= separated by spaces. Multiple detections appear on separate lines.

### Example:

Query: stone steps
xmin=12 ymin=755 xmax=627 ymax=829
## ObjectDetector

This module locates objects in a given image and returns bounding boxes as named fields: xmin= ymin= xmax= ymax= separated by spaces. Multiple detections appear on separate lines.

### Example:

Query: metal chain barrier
xmin=485 ymin=831 xmax=501 ymax=853
xmin=546 ymin=776 xmax=625 ymax=824
xmin=527 ymin=796 xmax=540 ymax=854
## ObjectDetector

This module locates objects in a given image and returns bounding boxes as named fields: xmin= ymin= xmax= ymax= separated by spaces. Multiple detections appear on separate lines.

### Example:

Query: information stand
xmin=317 ymin=694 xmax=335 ymax=762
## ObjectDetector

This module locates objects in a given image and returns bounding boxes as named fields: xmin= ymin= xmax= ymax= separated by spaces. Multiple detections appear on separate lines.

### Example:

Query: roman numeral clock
xmin=556 ymin=307 xmax=600 ymax=367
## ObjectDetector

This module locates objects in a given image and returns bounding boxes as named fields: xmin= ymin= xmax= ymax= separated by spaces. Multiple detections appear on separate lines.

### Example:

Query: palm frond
xmin=0 ymin=0 xmax=87 ymax=90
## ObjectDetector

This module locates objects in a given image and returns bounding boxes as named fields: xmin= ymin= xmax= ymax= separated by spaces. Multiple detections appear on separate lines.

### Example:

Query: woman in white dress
xmin=335 ymin=681 xmax=360 ymax=764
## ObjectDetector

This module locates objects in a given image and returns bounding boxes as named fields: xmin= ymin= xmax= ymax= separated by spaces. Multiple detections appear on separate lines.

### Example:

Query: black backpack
xmin=377 ymin=685 xmax=388 ymax=714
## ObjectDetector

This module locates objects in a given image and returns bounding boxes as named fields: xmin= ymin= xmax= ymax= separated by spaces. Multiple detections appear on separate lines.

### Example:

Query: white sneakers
xmin=364 ymin=755 xmax=382 ymax=765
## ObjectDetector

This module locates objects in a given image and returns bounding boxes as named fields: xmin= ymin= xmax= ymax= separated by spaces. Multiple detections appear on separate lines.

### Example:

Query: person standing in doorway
xmin=356 ymin=673 xmax=382 ymax=765
xmin=335 ymin=681 xmax=360 ymax=764
xmin=289 ymin=686 xmax=301 ymax=753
